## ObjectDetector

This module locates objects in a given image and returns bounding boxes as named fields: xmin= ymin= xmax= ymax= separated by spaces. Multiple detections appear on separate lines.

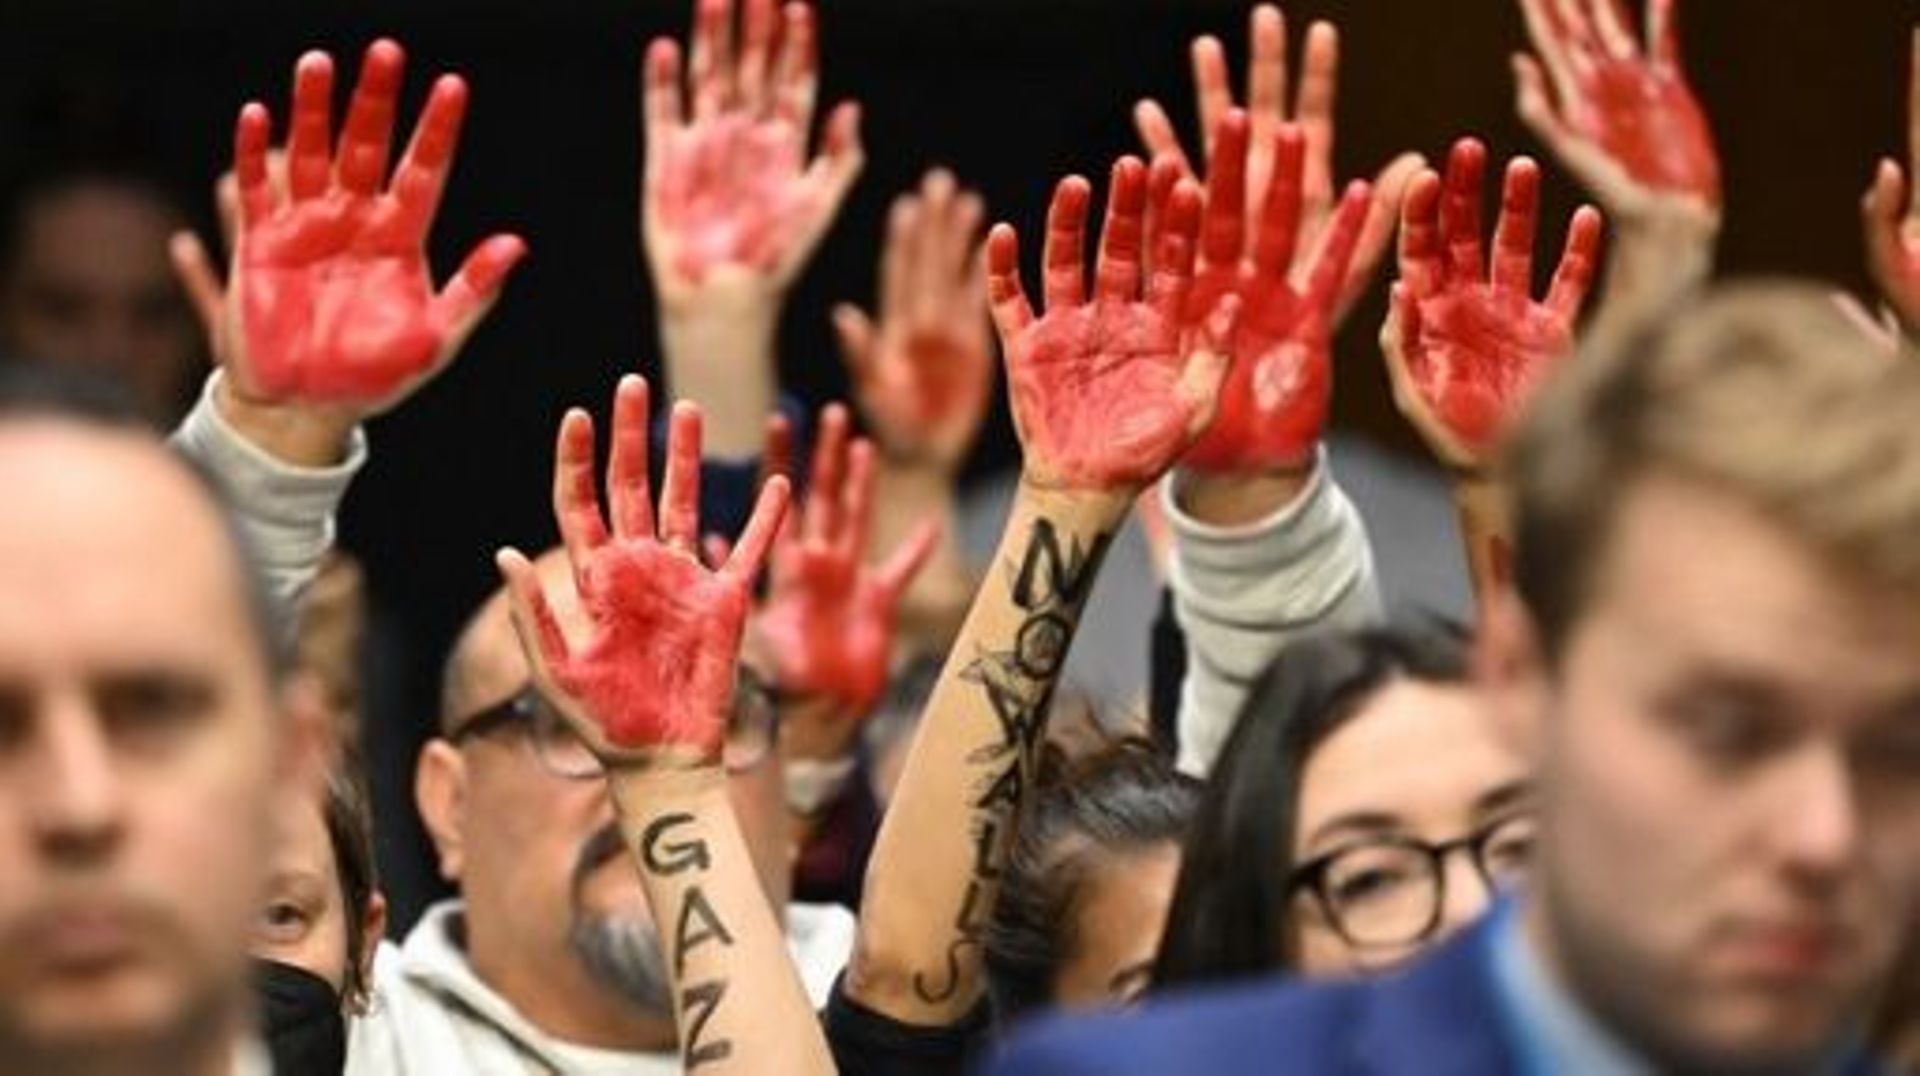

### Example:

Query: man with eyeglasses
xmin=345 ymin=548 xmax=852 ymax=1074
xmin=992 ymin=285 xmax=1920 ymax=1075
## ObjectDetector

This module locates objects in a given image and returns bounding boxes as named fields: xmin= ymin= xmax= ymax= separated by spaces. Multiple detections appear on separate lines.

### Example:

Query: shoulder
xmin=986 ymin=975 xmax=1372 ymax=1076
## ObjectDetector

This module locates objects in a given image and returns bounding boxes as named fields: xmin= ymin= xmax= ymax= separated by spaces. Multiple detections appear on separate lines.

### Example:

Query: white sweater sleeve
xmin=1167 ymin=453 xmax=1382 ymax=777
xmin=168 ymin=372 xmax=367 ymax=614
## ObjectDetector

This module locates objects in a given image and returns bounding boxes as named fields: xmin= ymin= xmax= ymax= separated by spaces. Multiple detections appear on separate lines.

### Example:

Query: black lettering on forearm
xmin=916 ymin=517 xmax=1112 ymax=1004
xmin=681 ymin=980 xmax=733 ymax=1069
xmin=641 ymin=812 xmax=712 ymax=876
xmin=673 ymin=886 xmax=736 ymax=977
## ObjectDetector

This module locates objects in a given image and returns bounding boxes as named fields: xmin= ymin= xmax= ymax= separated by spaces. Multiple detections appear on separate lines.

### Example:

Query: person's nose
xmin=1434 ymin=848 xmax=1494 ymax=940
xmin=1771 ymin=745 xmax=1862 ymax=892
xmin=26 ymin=694 xmax=126 ymax=866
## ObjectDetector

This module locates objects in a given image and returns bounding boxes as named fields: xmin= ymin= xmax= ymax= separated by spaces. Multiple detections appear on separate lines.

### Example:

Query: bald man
xmin=0 ymin=367 xmax=326 ymax=1076
xmin=343 ymin=549 xmax=851 ymax=1075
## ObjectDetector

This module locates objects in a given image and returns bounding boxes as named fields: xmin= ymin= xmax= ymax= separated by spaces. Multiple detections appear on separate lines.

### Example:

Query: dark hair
xmin=0 ymin=360 xmax=290 ymax=680
xmin=1152 ymin=621 xmax=1469 ymax=990
xmin=322 ymin=758 xmax=381 ymax=1011
xmin=984 ymin=738 xmax=1199 ymax=1025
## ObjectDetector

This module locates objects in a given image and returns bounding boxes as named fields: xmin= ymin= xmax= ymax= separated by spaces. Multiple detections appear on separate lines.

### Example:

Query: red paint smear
xmin=759 ymin=547 xmax=898 ymax=717
xmin=239 ymin=198 xmax=448 ymax=401
xmin=1578 ymin=60 xmax=1720 ymax=204
xmin=553 ymin=543 xmax=751 ymax=752
xmin=1407 ymin=285 xmax=1569 ymax=456
xmin=655 ymin=114 xmax=818 ymax=282
xmin=1182 ymin=266 xmax=1332 ymax=471
xmin=1010 ymin=298 xmax=1200 ymax=489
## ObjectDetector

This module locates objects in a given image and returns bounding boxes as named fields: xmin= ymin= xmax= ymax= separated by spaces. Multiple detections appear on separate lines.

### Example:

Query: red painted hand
xmin=834 ymin=170 xmax=994 ymax=472
xmin=643 ymin=0 xmax=863 ymax=300
xmin=498 ymin=376 xmax=792 ymax=766
xmin=758 ymin=405 xmax=939 ymax=717
xmin=1514 ymin=0 xmax=1721 ymax=215
xmin=1864 ymin=29 xmax=1920 ymax=334
xmin=989 ymin=157 xmax=1237 ymax=493
xmin=173 ymin=40 xmax=525 ymax=413
xmin=1383 ymin=140 xmax=1604 ymax=470
xmin=1181 ymin=113 xmax=1371 ymax=473
xmin=1134 ymin=4 xmax=1422 ymax=322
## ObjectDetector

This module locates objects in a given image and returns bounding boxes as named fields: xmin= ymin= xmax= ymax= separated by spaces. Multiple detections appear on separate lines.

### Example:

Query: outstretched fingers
xmin=1134 ymin=99 xmax=1192 ymax=176
xmin=1440 ymin=138 xmax=1489 ymax=283
xmin=1147 ymin=180 xmax=1203 ymax=323
xmin=877 ymin=520 xmax=941 ymax=600
xmin=1253 ymin=123 xmax=1308 ymax=280
xmin=1199 ymin=110 xmax=1251 ymax=271
xmin=390 ymin=74 xmax=471 ymax=245
xmin=286 ymin=51 xmax=335 ymax=203
xmin=1545 ymin=205 xmax=1605 ymax=318
xmin=1490 ymin=158 xmax=1542 ymax=296
xmin=168 ymin=232 xmax=224 ymax=348
xmin=837 ymin=438 xmax=877 ymax=563
xmin=497 ymin=547 xmax=574 ymax=679
xmin=338 ymin=39 xmax=406 ymax=196
xmin=724 ymin=475 xmax=792 ymax=585
xmin=805 ymin=403 xmax=852 ymax=544
xmin=606 ymin=375 xmax=657 ymax=540
xmin=690 ymin=0 xmax=736 ymax=120
xmin=433 ymin=234 xmax=529 ymax=345
xmin=643 ymin=38 xmax=687 ymax=156
xmin=658 ymin=402 xmax=707 ymax=554
xmin=553 ymin=409 xmax=611 ymax=590
xmin=771 ymin=1 xmax=820 ymax=128
xmin=1094 ymin=157 xmax=1149 ymax=301
xmin=1397 ymin=168 xmax=1445 ymax=299
xmin=1042 ymin=175 xmax=1093 ymax=309
xmin=986 ymin=223 xmax=1035 ymax=338
xmin=1305 ymin=181 xmax=1373 ymax=315
xmin=234 ymin=103 xmax=276 ymax=229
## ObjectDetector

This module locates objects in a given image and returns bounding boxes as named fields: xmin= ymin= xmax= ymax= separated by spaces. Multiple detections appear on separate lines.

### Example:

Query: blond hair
xmin=1507 ymin=280 xmax=1920 ymax=655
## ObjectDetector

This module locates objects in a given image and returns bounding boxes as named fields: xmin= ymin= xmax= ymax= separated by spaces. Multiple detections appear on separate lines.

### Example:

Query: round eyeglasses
xmin=449 ymin=668 xmax=780 ymax=778
xmin=1288 ymin=812 xmax=1537 ymax=950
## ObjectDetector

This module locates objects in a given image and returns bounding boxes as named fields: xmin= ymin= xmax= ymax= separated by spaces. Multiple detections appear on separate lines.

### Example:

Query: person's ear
xmin=1474 ymin=586 xmax=1549 ymax=764
xmin=358 ymin=890 xmax=389 ymax=991
xmin=276 ymin=671 xmax=337 ymax=807
xmin=416 ymin=740 xmax=469 ymax=882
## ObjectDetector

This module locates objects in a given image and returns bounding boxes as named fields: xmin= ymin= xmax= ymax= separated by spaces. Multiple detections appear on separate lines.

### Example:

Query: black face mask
xmin=254 ymin=958 xmax=347 ymax=1076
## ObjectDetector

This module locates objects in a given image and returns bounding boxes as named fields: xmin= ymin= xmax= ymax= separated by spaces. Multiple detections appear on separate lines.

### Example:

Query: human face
xmin=0 ymin=183 xmax=202 ymax=421
xmin=254 ymin=794 xmax=351 ymax=997
xmin=422 ymin=552 xmax=793 ymax=1047
xmin=1051 ymin=842 xmax=1182 ymax=1010
xmin=1500 ymin=475 xmax=1920 ymax=1071
xmin=1289 ymin=679 xmax=1531 ymax=976
xmin=0 ymin=423 xmax=294 ymax=1071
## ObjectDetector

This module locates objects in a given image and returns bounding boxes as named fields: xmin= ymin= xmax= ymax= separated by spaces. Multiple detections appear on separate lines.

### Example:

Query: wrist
xmin=659 ymin=295 xmax=780 ymax=458
xmin=212 ymin=374 xmax=358 ymax=468
xmin=1174 ymin=463 xmax=1315 ymax=528
xmin=606 ymin=763 xmax=731 ymax=812
xmin=1013 ymin=473 xmax=1132 ymax=531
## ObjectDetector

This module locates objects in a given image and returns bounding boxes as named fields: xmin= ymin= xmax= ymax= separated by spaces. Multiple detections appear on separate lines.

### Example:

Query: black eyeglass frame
xmin=448 ymin=667 xmax=781 ymax=778
xmin=1286 ymin=812 xmax=1535 ymax=951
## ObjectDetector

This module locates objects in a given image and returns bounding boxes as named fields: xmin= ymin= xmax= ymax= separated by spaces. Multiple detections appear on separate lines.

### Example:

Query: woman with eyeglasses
xmin=1153 ymin=622 xmax=1535 ymax=987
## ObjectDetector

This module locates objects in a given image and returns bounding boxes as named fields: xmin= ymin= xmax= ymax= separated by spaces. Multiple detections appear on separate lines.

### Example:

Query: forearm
xmin=169 ymin=372 xmax=365 ymax=616
xmin=849 ymin=479 xmax=1123 ymax=1023
xmin=658 ymin=283 xmax=781 ymax=458
xmin=609 ymin=768 xmax=832 ymax=1075
xmin=1592 ymin=211 xmax=1717 ymax=339
xmin=1169 ymin=457 xmax=1381 ymax=776
xmin=870 ymin=458 xmax=975 ymax=651
xmin=1452 ymin=474 xmax=1514 ymax=600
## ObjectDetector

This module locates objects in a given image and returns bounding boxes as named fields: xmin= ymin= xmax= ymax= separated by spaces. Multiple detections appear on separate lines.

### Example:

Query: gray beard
xmin=568 ymin=912 xmax=673 ymax=1017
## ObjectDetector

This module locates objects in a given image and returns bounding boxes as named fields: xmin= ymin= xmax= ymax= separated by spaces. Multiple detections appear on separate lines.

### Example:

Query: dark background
xmin=3 ymin=0 xmax=1913 ymax=926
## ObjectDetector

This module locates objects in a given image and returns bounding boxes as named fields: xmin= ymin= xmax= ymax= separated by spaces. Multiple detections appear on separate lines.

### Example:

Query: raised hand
xmin=1181 ymin=112 xmax=1371 ymax=473
xmin=1134 ymin=4 xmax=1421 ymax=321
xmin=1383 ymin=140 xmax=1604 ymax=471
xmin=834 ymin=170 xmax=994 ymax=472
xmin=1864 ymin=29 xmax=1920 ymax=334
xmin=758 ymin=405 xmax=939 ymax=717
xmin=1513 ymin=0 xmax=1720 ymax=218
xmin=989 ymin=157 xmax=1237 ymax=493
xmin=173 ymin=40 xmax=525 ymax=416
xmin=642 ymin=0 xmax=863 ymax=303
xmin=497 ymin=376 xmax=792 ymax=766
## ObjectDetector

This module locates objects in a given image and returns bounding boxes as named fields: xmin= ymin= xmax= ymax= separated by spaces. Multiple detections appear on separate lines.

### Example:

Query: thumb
xmin=832 ymin=302 xmax=877 ymax=378
xmin=1178 ymin=293 xmax=1240 ymax=437
xmin=169 ymin=230 xmax=226 ymax=356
